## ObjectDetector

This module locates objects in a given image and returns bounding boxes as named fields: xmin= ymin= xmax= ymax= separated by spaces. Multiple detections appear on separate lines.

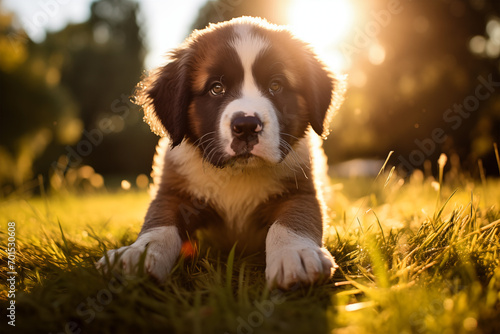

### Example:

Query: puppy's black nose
xmin=231 ymin=116 xmax=263 ymax=140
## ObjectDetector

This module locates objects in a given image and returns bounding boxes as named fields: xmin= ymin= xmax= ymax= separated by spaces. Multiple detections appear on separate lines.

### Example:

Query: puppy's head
xmin=136 ymin=17 xmax=345 ymax=167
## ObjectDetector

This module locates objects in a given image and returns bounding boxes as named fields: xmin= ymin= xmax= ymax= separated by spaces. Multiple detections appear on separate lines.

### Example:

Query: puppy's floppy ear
xmin=135 ymin=49 xmax=192 ymax=147
xmin=304 ymin=52 xmax=346 ymax=138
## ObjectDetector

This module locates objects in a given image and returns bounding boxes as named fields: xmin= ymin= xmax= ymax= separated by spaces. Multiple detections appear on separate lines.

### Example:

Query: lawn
xmin=1 ymin=165 xmax=499 ymax=334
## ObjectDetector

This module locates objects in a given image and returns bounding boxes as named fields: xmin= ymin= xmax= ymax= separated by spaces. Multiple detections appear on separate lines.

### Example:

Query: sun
xmin=287 ymin=0 xmax=355 ymax=72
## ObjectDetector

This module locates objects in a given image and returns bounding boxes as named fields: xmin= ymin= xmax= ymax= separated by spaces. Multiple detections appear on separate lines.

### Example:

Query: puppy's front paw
xmin=96 ymin=226 xmax=182 ymax=282
xmin=265 ymin=224 xmax=337 ymax=289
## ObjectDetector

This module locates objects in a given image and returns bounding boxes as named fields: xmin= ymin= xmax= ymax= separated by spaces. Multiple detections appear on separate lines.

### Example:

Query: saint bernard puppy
xmin=97 ymin=16 xmax=346 ymax=289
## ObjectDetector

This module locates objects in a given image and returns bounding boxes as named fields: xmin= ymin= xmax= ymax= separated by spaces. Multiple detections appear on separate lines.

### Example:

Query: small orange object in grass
xmin=180 ymin=240 xmax=197 ymax=258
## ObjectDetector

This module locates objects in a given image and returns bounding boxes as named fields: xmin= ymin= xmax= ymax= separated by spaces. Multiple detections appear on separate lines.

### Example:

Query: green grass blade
xmin=434 ymin=188 xmax=458 ymax=222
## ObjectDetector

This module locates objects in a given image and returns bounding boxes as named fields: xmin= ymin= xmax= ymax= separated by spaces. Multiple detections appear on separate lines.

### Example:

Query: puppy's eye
xmin=210 ymin=82 xmax=225 ymax=96
xmin=269 ymin=80 xmax=282 ymax=95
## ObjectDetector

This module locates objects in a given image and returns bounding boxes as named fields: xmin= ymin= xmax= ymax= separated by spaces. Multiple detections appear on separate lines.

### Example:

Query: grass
xmin=0 ymin=168 xmax=499 ymax=334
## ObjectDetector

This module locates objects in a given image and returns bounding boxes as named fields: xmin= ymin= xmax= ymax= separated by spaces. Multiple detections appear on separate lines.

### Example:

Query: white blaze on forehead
xmin=231 ymin=25 xmax=270 ymax=95
xmin=232 ymin=23 xmax=300 ymax=90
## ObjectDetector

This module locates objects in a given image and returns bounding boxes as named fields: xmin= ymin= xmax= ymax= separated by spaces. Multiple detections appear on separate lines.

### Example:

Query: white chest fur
xmin=154 ymin=136 xmax=312 ymax=232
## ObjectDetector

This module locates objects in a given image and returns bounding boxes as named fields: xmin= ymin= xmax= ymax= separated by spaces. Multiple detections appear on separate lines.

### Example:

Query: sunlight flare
xmin=288 ymin=0 xmax=355 ymax=72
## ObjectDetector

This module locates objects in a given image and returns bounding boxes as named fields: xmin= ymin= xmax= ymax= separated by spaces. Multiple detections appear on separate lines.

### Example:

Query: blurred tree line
xmin=329 ymin=0 xmax=500 ymax=177
xmin=0 ymin=0 xmax=157 ymax=195
xmin=0 ymin=0 xmax=499 ymax=196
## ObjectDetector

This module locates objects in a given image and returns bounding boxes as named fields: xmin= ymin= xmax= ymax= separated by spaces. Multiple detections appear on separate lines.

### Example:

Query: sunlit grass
xmin=0 ymin=171 xmax=499 ymax=333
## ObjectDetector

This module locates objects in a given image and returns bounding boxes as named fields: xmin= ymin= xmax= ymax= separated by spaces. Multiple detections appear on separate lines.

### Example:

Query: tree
xmin=1 ymin=0 xmax=157 ymax=194
xmin=41 ymin=0 xmax=156 ymax=177
xmin=0 ymin=9 xmax=78 ymax=190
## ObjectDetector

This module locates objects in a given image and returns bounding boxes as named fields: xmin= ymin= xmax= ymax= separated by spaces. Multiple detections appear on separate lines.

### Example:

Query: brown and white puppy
xmin=97 ymin=17 xmax=345 ymax=289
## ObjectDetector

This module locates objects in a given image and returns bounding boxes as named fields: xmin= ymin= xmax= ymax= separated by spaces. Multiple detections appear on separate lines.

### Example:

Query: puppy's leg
xmin=96 ymin=226 xmax=181 ymax=282
xmin=265 ymin=195 xmax=337 ymax=289
xmin=97 ymin=194 xmax=189 ymax=282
